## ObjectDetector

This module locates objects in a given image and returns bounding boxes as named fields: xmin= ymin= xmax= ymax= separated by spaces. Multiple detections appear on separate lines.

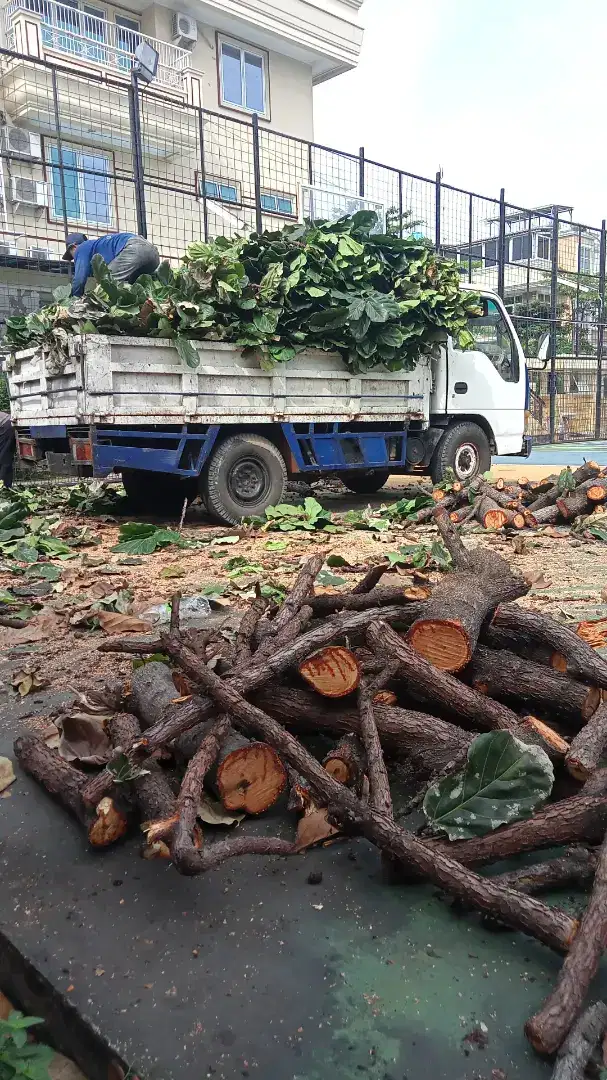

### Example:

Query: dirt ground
xmin=1 ymin=473 xmax=606 ymax=723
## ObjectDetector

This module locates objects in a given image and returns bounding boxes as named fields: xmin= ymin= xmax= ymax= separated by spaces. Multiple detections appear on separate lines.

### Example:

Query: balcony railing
xmin=5 ymin=0 xmax=191 ymax=89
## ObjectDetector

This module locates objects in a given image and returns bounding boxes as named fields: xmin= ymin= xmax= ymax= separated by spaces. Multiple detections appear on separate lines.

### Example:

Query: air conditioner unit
xmin=172 ymin=12 xmax=197 ymax=48
xmin=0 ymin=242 xmax=18 ymax=257
xmin=27 ymin=246 xmax=50 ymax=260
xmin=1 ymin=127 xmax=42 ymax=159
xmin=10 ymin=177 xmax=48 ymax=208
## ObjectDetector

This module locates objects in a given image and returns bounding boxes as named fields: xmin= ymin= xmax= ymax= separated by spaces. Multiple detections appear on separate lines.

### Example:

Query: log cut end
xmin=407 ymin=619 xmax=471 ymax=671
xmin=403 ymin=586 xmax=432 ymax=601
xmin=299 ymin=646 xmax=361 ymax=698
xmin=216 ymin=743 xmax=287 ymax=814
xmin=551 ymin=652 xmax=568 ymax=673
xmin=583 ymin=687 xmax=602 ymax=721
xmin=517 ymin=716 xmax=569 ymax=757
xmin=483 ymin=508 xmax=509 ymax=529
xmin=373 ymin=689 xmax=397 ymax=706
xmin=588 ymin=484 xmax=607 ymax=503
xmin=87 ymin=797 xmax=128 ymax=847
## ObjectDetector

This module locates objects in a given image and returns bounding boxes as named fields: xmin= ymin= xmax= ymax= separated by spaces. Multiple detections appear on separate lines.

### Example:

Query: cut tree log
xmin=351 ymin=563 xmax=390 ymax=594
xmin=532 ymin=504 xmax=562 ymax=526
xmin=406 ymin=508 xmax=528 ymax=671
xmin=253 ymin=605 xmax=313 ymax=663
xmin=492 ymin=604 xmax=607 ymax=689
xmin=565 ymin=702 xmax=607 ymax=781
xmin=357 ymin=664 xmax=400 ymax=817
xmin=130 ymin=661 xmax=180 ymax=730
xmin=373 ymin=690 xmax=397 ymax=706
xmin=13 ymin=734 xmax=128 ymax=847
xmin=209 ymin=729 xmax=287 ymax=814
xmin=323 ymin=734 xmax=367 ymax=788
xmin=526 ymin=829 xmax=607 ymax=1056
xmin=306 ymin=587 xmax=425 ymax=616
xmin=476 ymin=495 xmax=509 ymax=529
xmin=255 ymin=684 xmax=472 ymax=775
xmin=526 ymin=462 xmax=600 ymax=514
xmin=180 ymin=646 xmax=577 ymax=953
xmin=108 ymin=713 xmax=176 ymax=825
xmin=425 ymin=793 xmax=607 ymax=867
xmin=466 ymin=645 xmax=600 ymax=722
xmin=85 ymin=604 xmax=417 ymax=805
xmin=493 ymin=847 xmax=597 ymax=895
xmin=256 ymin=554 xmax=323 ymax=643
xmin=557 ymin=477 xmax=607 ymax=520
xmin=550 ymin=999 xmax=607 ymax=1080
xmin=449 ymin=504 xmax=477 ymax=526
xmin=299 ymin=645 xmax=361 ymax=698
xmin=233 ymin=598 xmax=267 ymax=666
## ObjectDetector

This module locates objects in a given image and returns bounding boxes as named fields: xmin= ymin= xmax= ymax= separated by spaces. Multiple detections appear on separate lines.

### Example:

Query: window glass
xmin=244 ymin=51 xmax=264 ymax=112
xmin=465 ymin=299 xmax=519 ymax=383
xmin=204 ymin=180 xmax=219 ymax=199
xmin=49 ymin=144 xmax=111 ymax=226
xmin=80 ymin=152 xmax=111 ymax=225
xmin=484 ymin=239 xmax=497 ymax=267
xmin=510 ymin=233 xmax=531 ymax=262
xmin=219 ymin=183 xmax=238 ymax=202
xmin=221 ymin=43 xmax=243 ymax=107
xmin=580 ymin=245 xmax=592 ymax=272
xmin=277 ymin=197 xmax=293 ymax=214
xmin=50 ymin=145 xmax=79 ymax=219
xmin=537 ymin=234 xmax=551 ymax=260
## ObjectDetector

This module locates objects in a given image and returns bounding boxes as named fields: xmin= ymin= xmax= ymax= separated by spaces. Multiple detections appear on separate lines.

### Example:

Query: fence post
xmin=398 ymin=171 xmax=404 ymax=238
xmin=128 ymin=70 xmax=147 ymax=238
xmin=50 ymin=68 xmax=69 ymax=253
xmin=358 ymin=146 xmax=365 ymax=198
xmin=434 ymin=171 xmax=441 ymax=250
xmin=548 ymin=204 xmax=560 ymax=443
xmin=251 ymin=113 xmax=263 ymax=234
xmin=196 ymin=107 xmax=209 ymax=243
xmin=497 ymin=188 xmax=506 ymax=298
xmin=595 ymin=219 xmax=606 ymax=439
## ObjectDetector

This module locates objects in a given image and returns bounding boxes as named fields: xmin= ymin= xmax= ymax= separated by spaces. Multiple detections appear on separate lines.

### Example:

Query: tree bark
xmin=493 ymin=848 xmax=597 ymax=895
xmin=351 ymin=563 xmax=390 ymax=594
xmin=130 ymin=661 xmax=179 ymax=730
xmin=108 ymin=713 xmax=176 ymax=824
xmin=257 ymin=555 xmax=323 ymax=642
xmin=13 ymin=734 xmax=128 ymax=848
xmin=170 ymin=713 xmax=231 ymax=873
xmin=253 ymin=605 xmax=313 ymax=663
xmin=179 ymin=649 xmax=577 ymax=953
xmin=233 ymin=598 xmax=267 ymax=666
xmin=533 ymin=504 xmax=562 ymax=525
xmin=466 ymin=645 xmax=600 ymax=723
xmin=357 ymin=664 xmax=399 ymax=817
xmin=476 ymin=495 xmax=509 ymax=529
xmin=254 ymin=685 xmax=472 ymax=775
xmin=307 ymin=587 xmax=424 ymax=616
xmin=565 ymin=702 xmax=607 ymax=780
xmin=425 ymin=794 xmax=607 ymax=867
xmin=550 ymin=999 xmax=607 ymax=1080
xmin=323 ymin=734 xmax=367 ymax=788
xmin=406 ymin=509 xmax=528 ymax=671
xmin=84 ymin=604 xmax=416 ymax=804
xmin=526 ymin=830 xmax=607 ymax=1056
xmin=493 ymin=604 xmax=607 ymax=689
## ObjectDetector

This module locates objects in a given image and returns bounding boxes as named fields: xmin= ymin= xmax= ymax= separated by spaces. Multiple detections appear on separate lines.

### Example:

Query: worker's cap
xmin=62 ymin=233 xmax=88 ymax=261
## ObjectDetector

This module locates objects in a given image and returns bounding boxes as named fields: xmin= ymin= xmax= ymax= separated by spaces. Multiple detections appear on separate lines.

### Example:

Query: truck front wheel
xmin=203 ymin=433 xmax=287 ymax=525
xmin=430 ymin=422 xmax=491 ymax=484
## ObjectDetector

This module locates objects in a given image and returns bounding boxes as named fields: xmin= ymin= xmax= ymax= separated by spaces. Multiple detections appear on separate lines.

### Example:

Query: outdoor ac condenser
xmin=10 ymin=177 xmax=48 ymax=208
xmin=1 ymin=127 xmax=42 ymax=160
xmin=172 ymin=12 xmax=197 ymax=48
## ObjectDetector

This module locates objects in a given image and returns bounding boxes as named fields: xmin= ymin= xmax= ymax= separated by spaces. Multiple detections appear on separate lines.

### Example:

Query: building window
xmin=260 ymin=192 xmax=295 ymax=216
xmin=510 ymin=233 xmax=531 ymax=263
xmin=218 ymin=36 xmax=268 ymax=116
xmin=485 ymin=239 xmax=498 ymax=267
xmin=580 ymin=245 xmax=592 ymax=273
xmin=537 ymin=234 xmax=551 ymax=261
xmin=200 ymin=178 xmax=240 ymax=203
xmin=48 ymin=145 xmax=113 ymax=227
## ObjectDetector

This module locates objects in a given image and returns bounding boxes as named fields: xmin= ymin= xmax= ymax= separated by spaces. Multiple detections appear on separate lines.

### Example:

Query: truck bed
xmin=8 ymin=337 xmax=431 ymax=427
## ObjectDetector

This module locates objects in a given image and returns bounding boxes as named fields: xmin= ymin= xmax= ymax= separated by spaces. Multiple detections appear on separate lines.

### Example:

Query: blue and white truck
xmin=7 ymin=287 xmax=530 ymax=525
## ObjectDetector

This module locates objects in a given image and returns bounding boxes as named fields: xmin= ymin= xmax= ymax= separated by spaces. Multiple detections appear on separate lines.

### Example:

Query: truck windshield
xmin=465 ymin=300 xmax=519 ymax=383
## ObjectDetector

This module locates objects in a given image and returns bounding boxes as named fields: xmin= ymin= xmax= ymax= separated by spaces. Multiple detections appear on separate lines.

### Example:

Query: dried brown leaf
xmin=0 ymin=757 xmax=16 ymax=794
xmin=97 ymin=610 xmax=152 ymax=634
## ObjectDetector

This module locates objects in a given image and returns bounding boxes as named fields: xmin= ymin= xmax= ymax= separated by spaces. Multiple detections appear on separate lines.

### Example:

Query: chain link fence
xmin=0 ymin=45 xmax=605 ymax=443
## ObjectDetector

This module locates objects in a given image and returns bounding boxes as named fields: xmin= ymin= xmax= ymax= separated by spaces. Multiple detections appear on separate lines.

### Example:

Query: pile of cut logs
xmin=418 ymin=460 xmax=607 ymax=530
xmin=13 ymin=507 xmax=607 ymax=1077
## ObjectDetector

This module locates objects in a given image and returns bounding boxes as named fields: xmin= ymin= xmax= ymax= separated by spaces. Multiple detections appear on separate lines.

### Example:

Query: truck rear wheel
xmin=203 ymin=433 xmax=287 ymax=525
xmin=341 ymin=469 xmax=391 ymax=494
xmin=430 ymin=422 xmax=491 ymax=484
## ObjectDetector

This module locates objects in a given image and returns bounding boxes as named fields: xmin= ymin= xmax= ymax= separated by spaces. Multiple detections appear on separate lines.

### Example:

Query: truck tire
xmin=430 ymin=422 xmax=491 ymax=484
xmin=341 ymin=469 xmax=391 ymax=494
xmin=203 ymin=433 xmax=287 ymax=525
xmin=122 ymin=468 xmax=195 ymax=512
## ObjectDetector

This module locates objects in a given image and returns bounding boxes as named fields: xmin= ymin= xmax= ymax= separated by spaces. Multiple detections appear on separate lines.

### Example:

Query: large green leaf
xmin=111 ymin=522 xmax=186 ymax=554
xmin=423 ymin=730 xmax=554 ymax=840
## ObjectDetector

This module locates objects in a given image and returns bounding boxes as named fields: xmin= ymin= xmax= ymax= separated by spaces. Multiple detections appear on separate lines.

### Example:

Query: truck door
xmin=447 ymin=296 xmax=526 ymax=455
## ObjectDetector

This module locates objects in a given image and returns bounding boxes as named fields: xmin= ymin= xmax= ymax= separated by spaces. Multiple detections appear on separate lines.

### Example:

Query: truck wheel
xmin=122 ymin=469 xmax=195 ymax=512
xmin=203 ymin=433 xmax=287 ymax=525
xmin=341 ymin=469 xmax=391 ymax=494
xmin=430 ymin=422 xmax=491 ymax=484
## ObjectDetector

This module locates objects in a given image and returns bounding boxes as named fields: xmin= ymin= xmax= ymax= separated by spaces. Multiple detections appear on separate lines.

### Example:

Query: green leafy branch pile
xmin=0 ymin=1011 xmax=53 ymax=1080
xmin=5 ymin=212 xmax=481 ymax=376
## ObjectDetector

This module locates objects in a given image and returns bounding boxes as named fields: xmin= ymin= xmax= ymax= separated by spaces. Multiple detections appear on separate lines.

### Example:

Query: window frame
xmin=579 ymin=244 xmax=592 ymax=273
xmin=536 ymin=233 xmax=551 ymax=262
xmin=46 ymin=141 xmax=114 ymax=228
xmin=217 ymin=33 xmax=270 ymax=120
xmin=260 ymin=190 xmax=296 ymax=217
xmin=197 ymin=174 xmax=241 ymax=205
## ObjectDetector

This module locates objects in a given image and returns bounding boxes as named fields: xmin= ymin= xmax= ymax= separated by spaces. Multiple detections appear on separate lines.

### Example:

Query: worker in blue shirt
xmin=62 ymin=232 xmax=160 ymax=297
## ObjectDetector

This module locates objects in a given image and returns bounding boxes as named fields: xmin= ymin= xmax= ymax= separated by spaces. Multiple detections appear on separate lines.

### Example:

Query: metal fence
xmin=0 ymin=44 xmax=605 ymax=444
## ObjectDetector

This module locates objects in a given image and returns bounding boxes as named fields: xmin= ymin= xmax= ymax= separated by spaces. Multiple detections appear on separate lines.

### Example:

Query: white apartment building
xmin=0 ymin=0 xmax=365 ymax=319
